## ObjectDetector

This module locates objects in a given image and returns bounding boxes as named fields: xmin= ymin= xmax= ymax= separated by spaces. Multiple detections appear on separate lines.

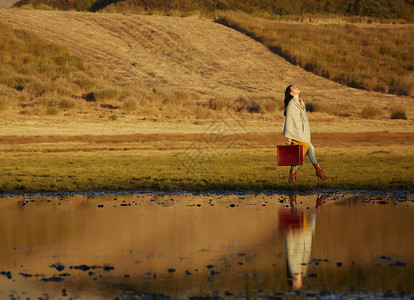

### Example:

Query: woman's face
xmin=290 ymin=85 xmax=300 ymax=97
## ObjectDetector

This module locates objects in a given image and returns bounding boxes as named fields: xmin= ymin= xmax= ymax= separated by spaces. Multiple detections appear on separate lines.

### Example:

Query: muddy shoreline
xmin=1 ymin=188 xmax=413 ymax=200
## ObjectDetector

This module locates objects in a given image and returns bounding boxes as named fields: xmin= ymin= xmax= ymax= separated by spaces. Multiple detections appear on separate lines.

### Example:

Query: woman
xmin=283 ymin=85 xmax=329 ymax=183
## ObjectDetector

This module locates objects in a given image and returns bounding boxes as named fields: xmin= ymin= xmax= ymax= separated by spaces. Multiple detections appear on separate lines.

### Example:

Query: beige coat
xmin=283 ymin=98 xmax=311 ymax=143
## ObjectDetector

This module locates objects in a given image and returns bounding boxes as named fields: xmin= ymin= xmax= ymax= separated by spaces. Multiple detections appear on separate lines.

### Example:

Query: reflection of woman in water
xmin=283 ymin=85 xmax=329 ymax=183
xmin=279 ymin=195 xmax=325 ymax=290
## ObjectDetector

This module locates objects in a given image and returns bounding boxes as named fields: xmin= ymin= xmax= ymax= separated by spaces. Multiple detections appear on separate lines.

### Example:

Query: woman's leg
xmin=289 ymin=142 xmax=303 ymax=182
xmin=307 ymin=143 xmax=318 ymax=164
xmin=308 ymin=143 xmax=329 ymax=180
xmin=289 ymin=165 xmax=298 ymax=183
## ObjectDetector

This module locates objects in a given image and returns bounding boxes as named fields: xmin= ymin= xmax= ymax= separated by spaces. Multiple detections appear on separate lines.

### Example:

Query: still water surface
xmin=0 ymin=192 xmax=413 ymax=299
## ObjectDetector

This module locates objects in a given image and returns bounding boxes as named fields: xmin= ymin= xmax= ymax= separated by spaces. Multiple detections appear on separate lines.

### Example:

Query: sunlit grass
xmin=0 ymin=19 xmax=93 ymax=115
xmin=0 ymin=150 xmax=412 ymax=194
xmin=0 ymin=20 xmax=85 ymax=88
xmin=216 ymin=11 xmax=414 ymax=97
xmin=0 ymin=19 xmax=212 ymax=119
xmin=0 ymin=18 xmax=282 ymax=120
xmin=3 ymin=11 xmax=410 ymax=122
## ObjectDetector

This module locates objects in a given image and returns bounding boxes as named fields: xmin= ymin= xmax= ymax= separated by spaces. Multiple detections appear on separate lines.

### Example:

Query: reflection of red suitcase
xmin=278 ymin=209 xmax=304 ymax=230
xmin=277 ymin=145 xmax=303 ymax=166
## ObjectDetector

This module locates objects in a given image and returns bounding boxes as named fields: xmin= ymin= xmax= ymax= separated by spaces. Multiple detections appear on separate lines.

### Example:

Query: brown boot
xmin=289 ymin=169 xmax=297 ymax=183
xmin=313 ymin=163 xmax=329 ymax=181
xmin=316 ymin=195 xmax=327 ymax=207
xmin=289 ymin=195 xmax=297 ymax=206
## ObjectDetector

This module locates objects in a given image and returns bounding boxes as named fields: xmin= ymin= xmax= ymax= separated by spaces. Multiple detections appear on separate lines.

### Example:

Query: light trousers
xmin=291 ymin=142 xmax=318 ymax=170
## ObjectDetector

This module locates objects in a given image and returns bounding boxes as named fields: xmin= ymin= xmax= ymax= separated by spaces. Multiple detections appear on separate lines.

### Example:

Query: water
xmin=0 ymin=191 xmax=413 ymax=299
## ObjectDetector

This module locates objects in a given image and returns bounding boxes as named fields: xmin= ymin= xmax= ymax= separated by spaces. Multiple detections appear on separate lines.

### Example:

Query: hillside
xmin=13 ymin=0 xmax=414 ymax=21
xmin=0 ymin=8 xmax=411 ymax=124
xmin=218 ymin=11 xmax=414 ymax=98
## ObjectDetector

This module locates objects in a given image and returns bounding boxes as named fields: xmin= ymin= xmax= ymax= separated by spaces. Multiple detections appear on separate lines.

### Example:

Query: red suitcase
xmin=278 ymin=208 xmax=304 ymax=230
xmin=277 ymin=145 xmax=303 ymax=166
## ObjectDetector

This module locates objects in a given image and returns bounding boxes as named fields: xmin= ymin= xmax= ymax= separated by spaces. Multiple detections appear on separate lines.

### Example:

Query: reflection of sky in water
xmin=0 ymin=192 xmax=413 ymax=299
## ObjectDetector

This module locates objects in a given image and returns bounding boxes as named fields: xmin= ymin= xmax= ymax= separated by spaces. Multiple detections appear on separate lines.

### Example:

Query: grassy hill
xmin=218 ymin=11 xmax=414 ymax=98
xmin=9 ymin=0 xmax=414 ymax=102
xmin=13 ymin=0 xmax=414 ymax=21
xmin=0 ymin=9 xmax=412 ymax=122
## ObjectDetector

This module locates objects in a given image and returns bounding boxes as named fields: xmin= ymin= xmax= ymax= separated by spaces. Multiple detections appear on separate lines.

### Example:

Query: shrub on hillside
xmin=216 ymin=1 xmax=229 ymax=10
xmin=260 ymin=97 xmax=279 ymax=113
xmin=122 ymin=98 xmax=138 ymax=112
xmin=208 ymin=98 xmax=232 ymax=111
xmin=304 ymin=102 xmax=355 ymax=116
xmin=361 ymin=105 xmax=383 ymax=119
xmin=46 ymin=107 xmax=59 ymax=115
xmin=109 ymin=114 xmax=118 ymax=121
xmin=390 ymin=74 xmax=414 ymax=97
xmin=390 ymin=107 xmax=407 ymax=119
xmin=94 ymin=89 xmax=119 ymax=101
xmin=305 ymin=102 xmax=317 ymax=112
xmin=74 ymin=77 xmax=95 ymax=90
xmin=58 ymin=98 xmax=76 ymax=110
xmin=232 ymin=96 xmax=262 ymax=113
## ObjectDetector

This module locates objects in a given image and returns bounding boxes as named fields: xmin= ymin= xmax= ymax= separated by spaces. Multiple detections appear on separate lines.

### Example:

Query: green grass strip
xmin=0 ymin=151 xmax=413 ymax=194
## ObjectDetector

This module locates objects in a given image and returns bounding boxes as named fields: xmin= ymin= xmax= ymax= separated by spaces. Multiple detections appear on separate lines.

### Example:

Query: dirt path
xmin=0 ymin=9 xmax=410 ymax=118
xmin=1 ymin=132 xmax=413 ymax=157
xmin=1 ymin=131 xmax=414 ymax=145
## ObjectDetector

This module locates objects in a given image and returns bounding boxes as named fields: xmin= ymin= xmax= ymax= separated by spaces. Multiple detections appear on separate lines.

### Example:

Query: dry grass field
xmin=1 ymin=9 xmax=413 ymax=119
xmin=217 ymin=11 xmax=414 ymax=97
xmin=0 ymin=8 xmax=413 ymax=192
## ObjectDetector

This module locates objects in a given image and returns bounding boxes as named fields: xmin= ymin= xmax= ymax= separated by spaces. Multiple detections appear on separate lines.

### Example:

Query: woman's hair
xmin=284 ymin=85 xmax=294 ymax=116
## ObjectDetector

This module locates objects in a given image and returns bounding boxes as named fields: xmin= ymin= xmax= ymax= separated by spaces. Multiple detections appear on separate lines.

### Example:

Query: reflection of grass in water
xmin=0 ymin=151 xmax=413 ymax=193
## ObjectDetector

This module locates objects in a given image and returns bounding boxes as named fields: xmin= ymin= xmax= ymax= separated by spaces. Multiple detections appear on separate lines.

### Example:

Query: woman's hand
xmin=286 ymin=138 xmax=293 ymax=145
